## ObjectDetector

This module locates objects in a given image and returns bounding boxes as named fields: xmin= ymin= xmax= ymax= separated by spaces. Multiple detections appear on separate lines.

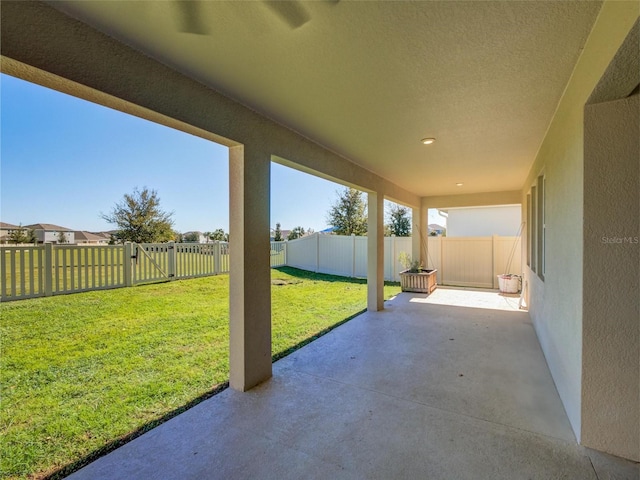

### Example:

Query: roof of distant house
xmin=74 ymin=231 xmax=107 ymax=242
xmin=0 ymin=222 xmax=20 ymax=229
xmin=428 ymin=223 xmax=445 ymax=231
xmin=25 ymin=223 xmax=73 ymax=231
xmin=89 ymin=231 xmax=114 ymax=239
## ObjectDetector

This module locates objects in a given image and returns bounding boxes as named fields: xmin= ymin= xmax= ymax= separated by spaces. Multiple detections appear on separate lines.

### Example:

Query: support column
xmin=367 ymin=192 xmax=384 ymax=311
xmin=412 ymin=206 xmax=426 ymax=267
xmin=229 ymin=145 xmax=272 ymax=392
xmin=582 ymin=94 xmax=639 ymax=461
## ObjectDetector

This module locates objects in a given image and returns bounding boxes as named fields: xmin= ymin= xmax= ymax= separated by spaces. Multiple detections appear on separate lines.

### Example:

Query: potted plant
xmin=398 ymin=252 xmax=437 ymax=294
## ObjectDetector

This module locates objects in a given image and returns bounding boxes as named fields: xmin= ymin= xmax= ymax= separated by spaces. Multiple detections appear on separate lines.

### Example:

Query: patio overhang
xmin=1 ymin=0 xmax=638 ymax=464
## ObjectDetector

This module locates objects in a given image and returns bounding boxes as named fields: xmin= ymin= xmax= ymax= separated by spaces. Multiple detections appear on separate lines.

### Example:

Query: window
xmin=536 ymin=175 xmax=545 ymax=280
xmin=530 ymin=185 xmax=537 ymax=274
xmin=526 ymin=193 xmax=531 ymax=267
xmin=528 ymin=174 xmax=545 ymax=280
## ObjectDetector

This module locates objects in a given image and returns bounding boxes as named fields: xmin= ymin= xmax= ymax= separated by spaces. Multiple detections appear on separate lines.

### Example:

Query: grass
xmin=1 ymin=267 xmax=400 ymax=479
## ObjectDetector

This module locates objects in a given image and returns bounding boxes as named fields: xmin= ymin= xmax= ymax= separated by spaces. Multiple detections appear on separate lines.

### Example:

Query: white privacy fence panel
xmin=426 ymin=236 xmax=522 ymax=288
xmin=319 ymin=234 xmax=354 ymax=277
xmin=286 ymin=234 xmax=411 ymax=281
xmin=283 ymin=233 xmax=522 ymax=288
xmin=426 ymin=237 xmax=443 ymax=284
xmin=354 ymin=237 xmax=368 ymax=278
xmin=493 ymin=236 xmax=522 ymax=287
xmin=286 ymin=235 xmax=319 ymax=272
xmin=385 ymin=236 xmax=412 ymax=281
xmin=441 ymin=237 xmax=494 ymax=288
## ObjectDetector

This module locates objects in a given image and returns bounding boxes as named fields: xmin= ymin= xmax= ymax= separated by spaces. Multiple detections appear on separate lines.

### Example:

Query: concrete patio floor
xmin=69 ymin=290 xmax=638 ymax=480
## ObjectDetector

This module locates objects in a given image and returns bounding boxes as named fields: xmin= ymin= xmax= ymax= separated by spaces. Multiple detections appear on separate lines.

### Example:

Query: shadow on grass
xmin=272 ymin=266 xmax=401 ymax=288
xmin=47 ymin=267 xmax=399 ymax=479
xmin=45 ymin=382 xmax=230 ymax=480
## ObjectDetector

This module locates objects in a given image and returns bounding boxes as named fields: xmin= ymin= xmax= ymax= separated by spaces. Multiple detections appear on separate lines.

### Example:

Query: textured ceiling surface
xmin=53 ymin=1 xmax=602 ymax=197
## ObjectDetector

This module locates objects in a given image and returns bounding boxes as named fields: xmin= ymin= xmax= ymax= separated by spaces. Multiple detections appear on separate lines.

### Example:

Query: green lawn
xmin=0 ymin=267 xmax=400 ymax=479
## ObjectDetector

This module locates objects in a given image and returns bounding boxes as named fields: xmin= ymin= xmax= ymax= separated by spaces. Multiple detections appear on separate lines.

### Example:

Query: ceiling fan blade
xmin=175 ymin=0 xmax=210 ymax=35
xmin=263 ymin=1 xmax=311 ymax=30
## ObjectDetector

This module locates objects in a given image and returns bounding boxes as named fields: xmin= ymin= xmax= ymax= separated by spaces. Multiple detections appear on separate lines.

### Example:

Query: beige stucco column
xmin=412 ymin=206 xmax=426 ymax=267
xmin=367 ymin=192 xmax=384 ymax=311
xmin=582 ymin=93 xmax=639 ymax=461
xmin=229 ymin=145 xmax=272 ymax=391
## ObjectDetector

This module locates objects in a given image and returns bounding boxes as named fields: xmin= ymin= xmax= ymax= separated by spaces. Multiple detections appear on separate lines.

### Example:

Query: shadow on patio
xmin=68 ymin=291 xmax=637 ymax=480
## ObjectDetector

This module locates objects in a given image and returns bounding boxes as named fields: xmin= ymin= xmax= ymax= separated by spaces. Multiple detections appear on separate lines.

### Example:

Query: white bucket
xmin=498 ymin=274 xmax=521 ymax=294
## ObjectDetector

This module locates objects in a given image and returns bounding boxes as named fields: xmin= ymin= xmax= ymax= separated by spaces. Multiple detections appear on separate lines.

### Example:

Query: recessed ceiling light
xmin=455 ymin=183 xmax=463 ymax=187
xmin=421 ymin=138 xmax=435 ymax=145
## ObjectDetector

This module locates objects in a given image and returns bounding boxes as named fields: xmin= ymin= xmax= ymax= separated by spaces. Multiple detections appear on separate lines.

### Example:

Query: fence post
xmin=392 ymin=235 xmax=396 ymax=281
xmin=492 ymin=234 xmax=499 ymax=289
xmin=124 ymin=242 xmax=133 ymax=287
xmin=283 ymin=241 xmax=287 ymax=266
xmin=44 ymin=243 xmax=53 ymax=296
xmin=352 ymin=234 xmax=356 ymax=278
xmin=214 ymin=241 xmax=220 ymax=274
xmin=168 ymin=241 xmax=176 ymax=280
xmin=315 ymin=233 xmax=320 ymax=273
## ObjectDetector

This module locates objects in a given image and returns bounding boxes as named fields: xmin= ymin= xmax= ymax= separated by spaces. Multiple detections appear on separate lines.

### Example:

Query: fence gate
xmin=132 ymin=243 xmax=171 ymax=285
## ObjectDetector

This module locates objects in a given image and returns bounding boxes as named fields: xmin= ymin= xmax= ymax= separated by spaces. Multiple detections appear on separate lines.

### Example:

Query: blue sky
xmin=1 ymin=74 xmax=443 ymax=233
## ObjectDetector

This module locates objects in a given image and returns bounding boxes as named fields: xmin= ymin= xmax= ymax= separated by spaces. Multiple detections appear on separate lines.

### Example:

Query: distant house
xmin=182 ymin=231 xmax=208 ymax=243
xmin=442 ymin=205 xmax=521 ymax=237
xmin=0 ymin=222 xmax=21 ymax=244
xmin=74 ymin=231 xmax=109 ymax=245
xmin=25 ymin=223 xmax=75 ymax=244
xmin=270 ymin=229 xmax=291 ymax=241
xmin=428 ymin=223 xmax=446 ymax=236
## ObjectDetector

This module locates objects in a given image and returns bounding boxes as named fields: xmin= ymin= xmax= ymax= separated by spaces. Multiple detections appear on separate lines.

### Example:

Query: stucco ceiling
xmin=53 ymin=1 xmax=602 ymax=197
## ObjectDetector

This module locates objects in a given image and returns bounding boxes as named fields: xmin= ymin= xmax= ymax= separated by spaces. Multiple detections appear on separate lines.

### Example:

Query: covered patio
xmin=2 ymin=0 xmax=638 ymax=474
xmin=68 ymin=291 xmax=635 ymax=479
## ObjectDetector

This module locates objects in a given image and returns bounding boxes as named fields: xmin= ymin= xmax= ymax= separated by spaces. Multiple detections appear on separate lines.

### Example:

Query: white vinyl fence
xmin=1 ymin=241 xmax=233 ymax=302
xmin=286 ymin=234 xmax=412 ymax=281
xmin=1 ymin=235 xmax=520 ymax=302
xmin=286 ymin=233 xmax=521 ymax=288
xmin=425 ymin=236 xmax=521 ymax=289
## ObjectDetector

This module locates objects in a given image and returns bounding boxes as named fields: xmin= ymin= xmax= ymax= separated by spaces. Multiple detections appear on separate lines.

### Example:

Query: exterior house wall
xmin=521 ymin=1 xmax=638 ymax=453
xmin=446 ymin=205 xmax=521 ymax=237
xmin=582 ymin=93 xmax=639 ymax=461
xmin=36 ymin=230 xmax=75 ymax=244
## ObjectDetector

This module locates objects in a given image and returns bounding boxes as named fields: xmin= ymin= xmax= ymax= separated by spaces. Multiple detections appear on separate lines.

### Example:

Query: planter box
xmin=400 ymin=269 xmax=437 ymax=294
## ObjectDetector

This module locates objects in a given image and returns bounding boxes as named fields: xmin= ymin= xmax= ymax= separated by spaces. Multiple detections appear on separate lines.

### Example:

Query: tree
xmin=326 ymin=187 xmax=367 ymax=236
xmin=57 ymin=231 xmax=68 ymax=244
xmin=386 ymin=204 xmax=411 ymax=237
xmin=274 ymin=223 xmax=283 ymax=241
xmin=8 ymin=224 xmax=35 ymax=244
xmin=287 ymin=226 xmax=305 ymax=240
xmin=101 ymin=187 xmax=175 ymax=243
xmin=208 ymin=228 xmax=228 ymax=242
xmin=183 ymin=232 xmax=200 ymax=243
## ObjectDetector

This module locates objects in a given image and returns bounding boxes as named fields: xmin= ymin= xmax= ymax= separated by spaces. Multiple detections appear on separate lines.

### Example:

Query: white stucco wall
xmin=582 ymin=93 xmax=639 ymax=461
xmin=521 ymin=1 xmax=638 ymax=447
xmin=446 ymin=205 xmax=521 ymax=237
